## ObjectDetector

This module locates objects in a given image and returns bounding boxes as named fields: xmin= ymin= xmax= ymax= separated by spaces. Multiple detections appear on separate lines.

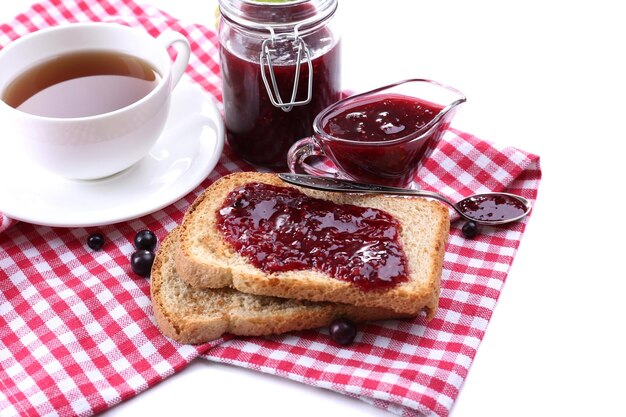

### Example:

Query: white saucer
xmin=0 ymin=78 xmax=224 ymax=228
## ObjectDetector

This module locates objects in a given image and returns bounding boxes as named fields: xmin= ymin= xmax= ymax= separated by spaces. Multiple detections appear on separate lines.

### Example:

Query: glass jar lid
xmin=218 ymin=0 xmax=338 ymax=34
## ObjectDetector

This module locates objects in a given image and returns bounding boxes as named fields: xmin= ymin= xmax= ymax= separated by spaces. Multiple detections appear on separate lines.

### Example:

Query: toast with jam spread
xmin=151 ymin=228 xmax=410 ymax=344
xmin=174 ymin=172 xmax=449 ymax=318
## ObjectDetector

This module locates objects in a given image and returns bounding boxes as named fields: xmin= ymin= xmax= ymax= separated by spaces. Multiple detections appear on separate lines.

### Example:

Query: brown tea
xmin=2 ymin=50 xmax=160 ymax=118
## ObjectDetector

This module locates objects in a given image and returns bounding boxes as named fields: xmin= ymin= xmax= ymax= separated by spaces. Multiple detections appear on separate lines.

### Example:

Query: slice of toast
xmin=174 ymin=172 xmax=449 ymax=318
xmin=151 ymin=228 xmax=411 ymax=344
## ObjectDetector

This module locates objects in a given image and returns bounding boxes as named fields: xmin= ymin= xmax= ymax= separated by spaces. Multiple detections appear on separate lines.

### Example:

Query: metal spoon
xmin=278 ymin=173 xmax=531 ymax=226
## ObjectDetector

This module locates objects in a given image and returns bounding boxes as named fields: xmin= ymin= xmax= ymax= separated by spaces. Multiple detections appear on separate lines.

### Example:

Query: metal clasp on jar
xmin=260 ymin=28 xmax=313 ymax=113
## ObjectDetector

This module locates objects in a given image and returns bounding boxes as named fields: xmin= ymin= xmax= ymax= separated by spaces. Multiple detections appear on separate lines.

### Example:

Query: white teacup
xmin=0 ymin=22 xmax=190 ymax=180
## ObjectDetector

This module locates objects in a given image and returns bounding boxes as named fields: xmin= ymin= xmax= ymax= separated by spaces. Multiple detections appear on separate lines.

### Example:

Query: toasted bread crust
xmin=175 ymin=172 xmax=449 ymax=318
xmin=151 ymin=228 xmax=411 ymax=344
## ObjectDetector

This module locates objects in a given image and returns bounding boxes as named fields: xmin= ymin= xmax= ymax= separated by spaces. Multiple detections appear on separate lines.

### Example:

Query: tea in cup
xmin=287 ymin=79 xmax=466 ymax=188
xmin=0 ymin=22 xmax=190 ymax=180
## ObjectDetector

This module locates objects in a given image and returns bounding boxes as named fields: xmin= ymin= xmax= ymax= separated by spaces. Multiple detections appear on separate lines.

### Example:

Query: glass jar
xmin=218 ymin=0 xmax=341 ymax=168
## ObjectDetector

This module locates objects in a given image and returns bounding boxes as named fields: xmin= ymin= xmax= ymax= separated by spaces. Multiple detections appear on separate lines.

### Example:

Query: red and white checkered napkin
xmin=202 ymin=128 xmax=542 ymax=417
xmin=0 ymin=1 xmax=542 ymax=416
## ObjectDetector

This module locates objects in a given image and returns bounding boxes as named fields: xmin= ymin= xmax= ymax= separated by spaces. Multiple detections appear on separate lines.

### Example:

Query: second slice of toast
xmin=174 ymin=172 xmax=449 ymax=318
xmin=152 ymin=228 xmax=411 ymax=344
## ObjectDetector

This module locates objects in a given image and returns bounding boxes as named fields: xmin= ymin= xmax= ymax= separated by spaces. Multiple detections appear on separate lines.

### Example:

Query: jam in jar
xmin=218 ymin=0 xmax=341 ymax=168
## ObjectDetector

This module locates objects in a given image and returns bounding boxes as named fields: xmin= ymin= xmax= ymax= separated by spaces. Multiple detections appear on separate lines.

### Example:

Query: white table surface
xmin=2 ymin=1 xmax=624 ymax=416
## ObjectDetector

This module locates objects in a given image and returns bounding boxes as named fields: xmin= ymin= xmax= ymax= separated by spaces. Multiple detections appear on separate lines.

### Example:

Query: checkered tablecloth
xmin=0 ymin=1 xmax=542 ymax=416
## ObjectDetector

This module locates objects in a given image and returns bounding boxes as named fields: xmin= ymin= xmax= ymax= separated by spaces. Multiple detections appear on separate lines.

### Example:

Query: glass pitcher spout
xmin=409 ymin=78 xmax=467 ymax=133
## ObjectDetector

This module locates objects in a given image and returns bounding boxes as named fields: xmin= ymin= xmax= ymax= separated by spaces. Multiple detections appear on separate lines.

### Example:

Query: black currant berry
xmin=462 ymin=221 xmax=479 ymax=239
xmin=87 ymin=233 xmax=105 ymax=251
xmin=130 ymin=250 xmax=155 ymax=277
xmin=329 ymin=318 xmax=357 ymax=345
xmin=134 ymin=230 xmax=157 ymax=251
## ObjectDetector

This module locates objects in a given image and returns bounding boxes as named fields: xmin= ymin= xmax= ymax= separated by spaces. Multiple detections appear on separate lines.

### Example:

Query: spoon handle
xmin=278 ymin=173 xmax=456 ymax=207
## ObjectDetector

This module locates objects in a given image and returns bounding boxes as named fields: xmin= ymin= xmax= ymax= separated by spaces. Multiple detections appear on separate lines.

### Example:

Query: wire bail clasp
xmin=260 ymin=28 xmax=313 ymax=113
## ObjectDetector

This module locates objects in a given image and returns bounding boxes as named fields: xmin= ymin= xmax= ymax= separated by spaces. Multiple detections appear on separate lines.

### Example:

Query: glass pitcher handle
xmin=287 ymin=137 xmax=338 ymax=177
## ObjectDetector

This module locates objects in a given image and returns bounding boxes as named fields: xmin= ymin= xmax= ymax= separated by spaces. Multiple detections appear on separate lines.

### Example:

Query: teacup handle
xmin=287 ymin=137 xmax=338 ymax=177
xmin=157 ymin=31 xmax=191 ymax=89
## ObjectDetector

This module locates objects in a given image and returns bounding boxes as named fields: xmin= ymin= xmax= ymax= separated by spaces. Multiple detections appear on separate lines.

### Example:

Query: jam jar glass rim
xmin=218 ymin=0 xmax=338 ymax=35
xmin=312 ymin=78 xmax=467 ymax=147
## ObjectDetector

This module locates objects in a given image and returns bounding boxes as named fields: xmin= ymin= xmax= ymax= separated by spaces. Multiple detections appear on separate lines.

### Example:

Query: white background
xmin=1 ymin=1 xmax=624 ymax=416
